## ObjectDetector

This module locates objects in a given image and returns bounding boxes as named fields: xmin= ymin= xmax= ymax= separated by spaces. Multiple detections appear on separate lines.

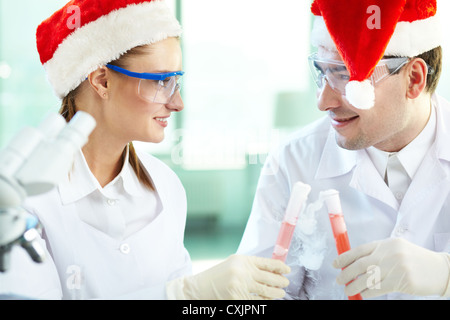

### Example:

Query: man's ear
xmin=87 ymin=66 xmax=109 ymax=99
xmin=406 ymin=58 xmax=428 ymax=99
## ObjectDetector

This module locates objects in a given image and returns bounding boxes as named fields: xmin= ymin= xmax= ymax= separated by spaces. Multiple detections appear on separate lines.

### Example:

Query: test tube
xmin=272 ymin=182 xmax=311 ymax=262
xmin=322 ymin=189 xmax=362 ymax=300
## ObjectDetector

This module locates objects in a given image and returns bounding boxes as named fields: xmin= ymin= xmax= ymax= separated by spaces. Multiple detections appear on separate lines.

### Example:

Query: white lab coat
xmin=1 ymin=150 xmax=192 ymax=300
xmin=238 ymin=94 xmax=450 ymax=300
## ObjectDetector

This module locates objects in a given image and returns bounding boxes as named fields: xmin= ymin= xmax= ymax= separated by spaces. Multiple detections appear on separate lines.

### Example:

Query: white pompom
xmin=345 ymin=80 xmax=375 ymax=110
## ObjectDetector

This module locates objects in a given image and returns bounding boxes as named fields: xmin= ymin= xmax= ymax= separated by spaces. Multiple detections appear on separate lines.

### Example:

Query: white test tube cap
xmin=320 ymin=189 xmax=342 ymax=214
xmin=284 ymin=182 xmax=312 ymax=224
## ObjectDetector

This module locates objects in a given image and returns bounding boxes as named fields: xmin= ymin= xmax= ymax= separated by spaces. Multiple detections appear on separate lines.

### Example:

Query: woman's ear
xmin=87 ymin=66 xmax=109 ymax=99
xmin=406 ymin=58 xmax=428 ymax=99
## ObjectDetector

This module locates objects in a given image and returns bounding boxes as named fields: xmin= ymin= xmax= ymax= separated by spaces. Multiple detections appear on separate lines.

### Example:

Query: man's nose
xmin=317 ymin=81 xmax=342 ymax=112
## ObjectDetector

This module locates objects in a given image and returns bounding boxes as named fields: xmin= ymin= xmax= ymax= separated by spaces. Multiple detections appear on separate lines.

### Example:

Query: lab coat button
xmin=107 ymin=199 xmax=116 ymax=206
xmin=120 ymin=243 xmax=130 ymax=254
xmin=395 ymin=192 xmax=404 ymax=200
xmin=396 ymin=225 xmax=408 ymax=235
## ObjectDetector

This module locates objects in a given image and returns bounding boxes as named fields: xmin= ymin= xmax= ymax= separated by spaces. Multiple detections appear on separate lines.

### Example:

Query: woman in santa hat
xmin=3 ymin=0 xmax=290 ymax=300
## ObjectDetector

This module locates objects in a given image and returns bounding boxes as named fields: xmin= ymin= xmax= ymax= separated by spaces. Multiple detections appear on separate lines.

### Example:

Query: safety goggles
xmin=308 ymin=53 xmax=412 ymax=97
xmin=106 ymin=64 xmax=184 ymax=107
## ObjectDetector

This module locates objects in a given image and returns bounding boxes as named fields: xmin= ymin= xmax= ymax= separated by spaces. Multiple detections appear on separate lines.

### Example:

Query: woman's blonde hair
xmin=60 ymin=46 xmax=155 ymax=191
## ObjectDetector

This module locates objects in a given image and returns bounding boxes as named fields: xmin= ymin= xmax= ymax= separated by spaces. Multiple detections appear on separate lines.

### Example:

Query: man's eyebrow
xmin=328 ymin=65 xmax=347 ymax=73
xmin=314 ymin=61 xmax=347 ymax=73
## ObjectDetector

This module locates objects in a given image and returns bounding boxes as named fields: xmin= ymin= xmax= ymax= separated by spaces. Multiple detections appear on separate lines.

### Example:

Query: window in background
xmin=176 ymin=0 xmax=321 ymax=171
xmin=0 ymin=0 xmax=69 ymax=147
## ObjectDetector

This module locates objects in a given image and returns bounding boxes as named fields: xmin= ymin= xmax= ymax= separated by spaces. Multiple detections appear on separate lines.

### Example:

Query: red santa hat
xmin=36 ymin=0 xmax=182 ymax=99
xmin=310 ymin=0 xmax=441 ymax=109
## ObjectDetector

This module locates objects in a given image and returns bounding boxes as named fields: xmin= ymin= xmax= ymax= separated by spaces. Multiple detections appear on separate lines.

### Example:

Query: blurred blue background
xmin=1 ymin=0 xmax=450 ymax=272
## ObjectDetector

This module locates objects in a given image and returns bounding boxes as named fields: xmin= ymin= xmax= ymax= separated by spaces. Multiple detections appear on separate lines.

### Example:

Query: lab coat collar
xmin=59 ymin=146 xmax=144 ymax=205
xmin=366 ymin=98 xmax=437 ymax=181
xmin=59 ymin=149 xmax=99 ymax=205
xmin=398 ymin=95 xmax=450 ymax=216
xmin=314 ymin=129 xmax=397 ymax=207
xmin=118 ymin=146 xmax=146 ymax=198
xmin=314 ymin=125 xmax=358 ymax=180
xmin=432 ymin=94 xmax=450 ymax=162
xmin=397 ymin=100 xmax=436 ymax=180
xmin=135 ymin=149 xmax=167 ymax=212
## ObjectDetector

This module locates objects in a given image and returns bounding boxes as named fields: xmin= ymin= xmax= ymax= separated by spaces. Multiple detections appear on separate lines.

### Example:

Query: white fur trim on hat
xmin=44 ymin=1 xmax=182 ymax=99
xmin=384 ymin=13 xmax=442 ymax=57
xmin=311 ymin=13 xmax=442 ymax=57
xmin=345 ymin=80 xmax=375 ymax=110
xmin=311 ymin=17 xmax=336 ymax=50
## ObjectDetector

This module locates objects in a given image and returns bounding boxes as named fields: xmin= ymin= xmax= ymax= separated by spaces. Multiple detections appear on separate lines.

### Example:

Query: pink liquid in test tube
xmin=322 ymin=190 xmax=363 ymax=301
xmin=272 ymin=182 xmax=311 ymax=262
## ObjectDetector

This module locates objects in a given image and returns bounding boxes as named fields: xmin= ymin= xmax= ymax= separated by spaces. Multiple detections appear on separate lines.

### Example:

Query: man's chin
xmin=335 ymin=133 xmax=368 ymax=151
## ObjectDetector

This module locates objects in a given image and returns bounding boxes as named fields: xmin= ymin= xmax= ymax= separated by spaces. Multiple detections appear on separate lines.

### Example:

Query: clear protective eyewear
xmin=308 ymin=53 xmax=415 ymax=97
xmin=106 ymin=64 xmax=184 ymax=107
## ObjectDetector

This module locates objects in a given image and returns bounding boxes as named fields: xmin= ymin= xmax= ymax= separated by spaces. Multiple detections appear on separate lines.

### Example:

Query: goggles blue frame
xmin=105 ymin=64 xmax=184 ymax=107
xmin=106 ymin=64 xmax=185 ymax=80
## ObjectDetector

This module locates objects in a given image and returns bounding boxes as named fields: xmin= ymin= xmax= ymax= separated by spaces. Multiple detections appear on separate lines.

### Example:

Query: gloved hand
xmin=333 ymin=238 xmax=450 ymax=298
xmin=166 ymin=255 xmax=291 ymax=300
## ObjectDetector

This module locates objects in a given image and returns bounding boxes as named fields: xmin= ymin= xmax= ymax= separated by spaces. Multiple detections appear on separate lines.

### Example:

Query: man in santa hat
xmin=239 ymin=0 xmax=450 ymax=299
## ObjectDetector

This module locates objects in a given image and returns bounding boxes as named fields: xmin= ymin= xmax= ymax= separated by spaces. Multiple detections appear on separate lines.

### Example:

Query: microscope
xmin=0 ymin=111 xmax=95 ymax=272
